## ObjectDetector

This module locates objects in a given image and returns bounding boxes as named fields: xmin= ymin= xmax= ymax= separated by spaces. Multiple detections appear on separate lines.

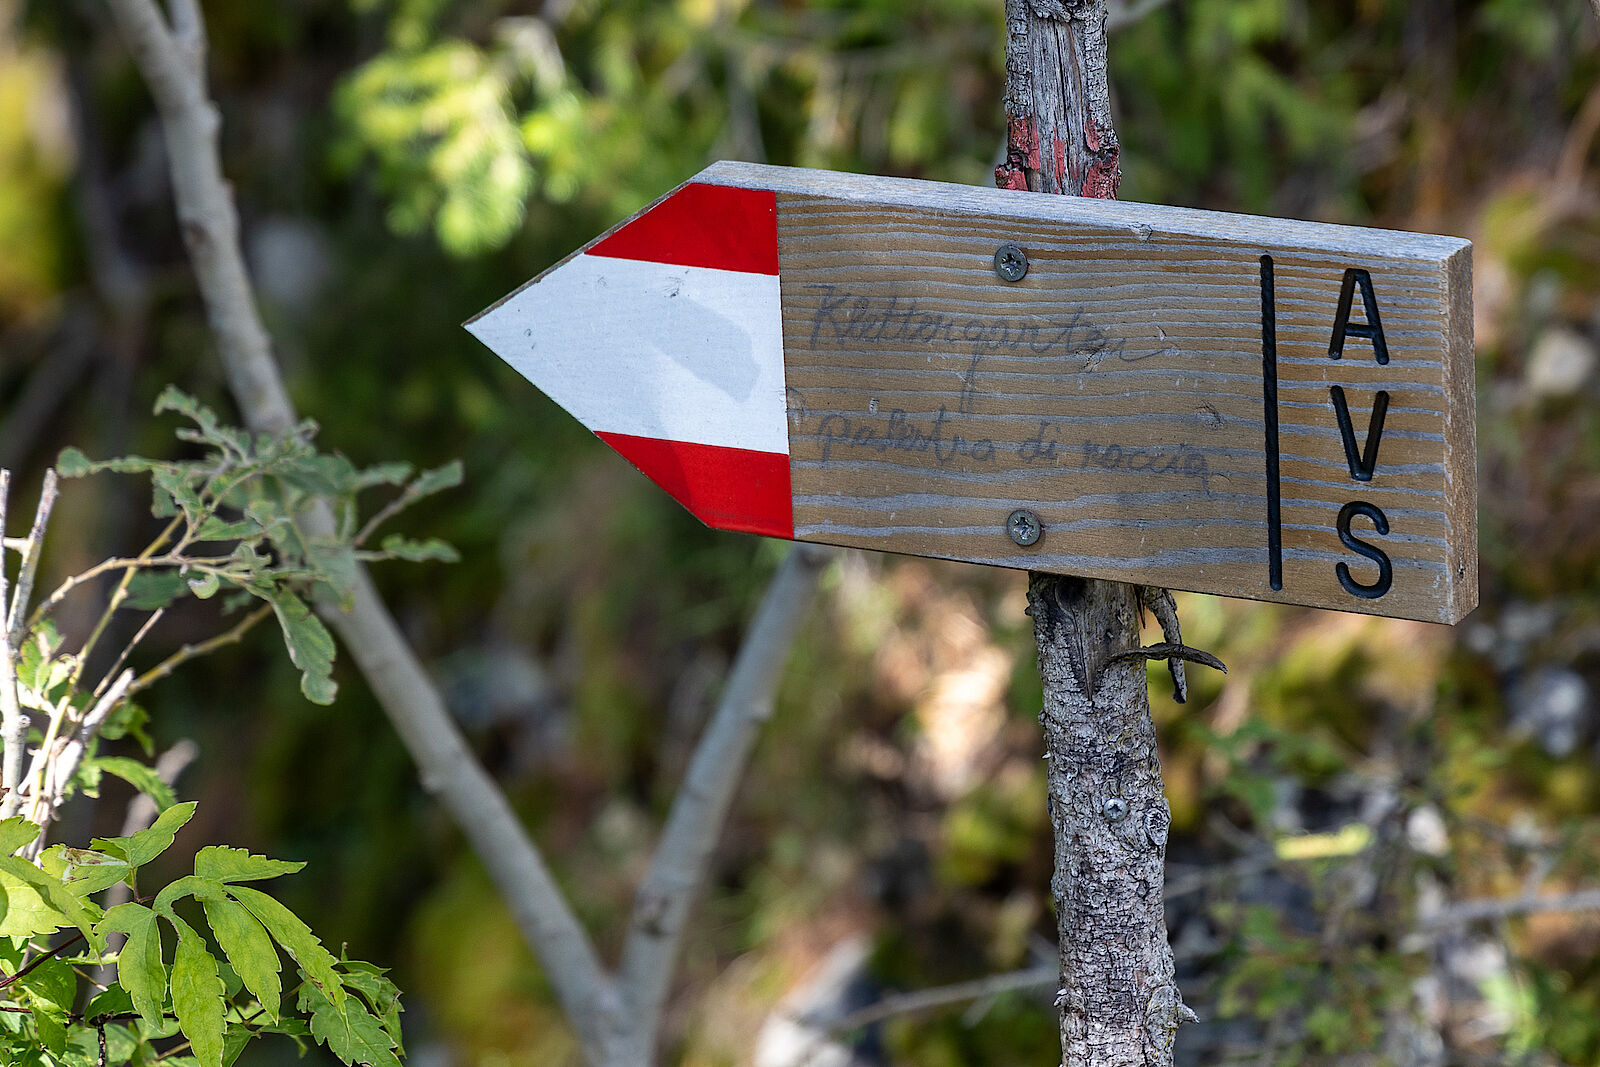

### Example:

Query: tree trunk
xmin=998 ymin=3 xmax=1195 ymax=1064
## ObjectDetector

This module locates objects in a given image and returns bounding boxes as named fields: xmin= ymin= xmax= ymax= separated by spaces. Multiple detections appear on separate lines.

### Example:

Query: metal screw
xmin=1103 ymin=797 xmax=1129 ymax=822
xmin=994 ymin=244 xmax=1029 ymax=282
xmin=1006 ymin=509 xmax=1042 ymax=547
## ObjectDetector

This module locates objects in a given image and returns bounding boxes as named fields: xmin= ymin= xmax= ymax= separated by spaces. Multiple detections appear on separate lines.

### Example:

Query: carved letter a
xmin=1329 ymin=268 xmax=1389 ymax=366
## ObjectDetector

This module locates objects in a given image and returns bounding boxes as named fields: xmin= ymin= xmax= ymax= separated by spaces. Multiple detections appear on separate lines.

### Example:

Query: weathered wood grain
xmin=705 ymin=161 xmax=1476 ymax=624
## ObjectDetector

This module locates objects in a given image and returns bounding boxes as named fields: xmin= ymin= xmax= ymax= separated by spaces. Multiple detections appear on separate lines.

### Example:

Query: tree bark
xmin=998 ymin=3 xmax=1195 ymax=1064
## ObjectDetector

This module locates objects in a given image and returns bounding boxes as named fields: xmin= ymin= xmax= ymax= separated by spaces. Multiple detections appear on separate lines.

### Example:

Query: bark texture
xmin=1030 ymin=578 xmax=1193 ymax=1066
xmin=999 ymin=3 xmax=1194 ymax=1064
xmin=998 ymin=0 xmax=1121 ymax=197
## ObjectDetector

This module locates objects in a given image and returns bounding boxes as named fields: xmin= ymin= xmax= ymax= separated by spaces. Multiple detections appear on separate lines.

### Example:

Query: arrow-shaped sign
xmin=467 ymin=162 xmax=1476 ymax=624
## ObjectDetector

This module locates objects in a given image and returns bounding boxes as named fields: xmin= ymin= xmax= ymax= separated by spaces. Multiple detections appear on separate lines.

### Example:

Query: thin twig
xmin=93 ymin=608 xmax=165 ymax=700
xmin=616 ymin=546 xmax=835 ymax=1053
xmin=354 ymin=487 xmax=420 ymax=547
xmin=0 ymin=470 xmax=23 ymax=814
xmin=0 ymin=931 xmax=85 ymax=991
xmin=7 ymin=469 xmax=59 ymax=647
xmin=822 ymin=964 xmax=1055 ymax=1034
xmin=126 ymin=605 xmax=270 ymax=698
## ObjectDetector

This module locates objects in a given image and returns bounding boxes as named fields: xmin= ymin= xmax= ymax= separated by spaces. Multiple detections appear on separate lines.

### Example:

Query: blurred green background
xmin=3 ymin=0 xmax=1600 ymax=1063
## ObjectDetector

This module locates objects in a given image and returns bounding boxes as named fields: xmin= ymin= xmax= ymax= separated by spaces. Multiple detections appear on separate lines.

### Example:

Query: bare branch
xmin=617 ymin=545 xmax=835 ymax=1053
xmin=823 ymin=965 xmax=1055 ymax=1034
xmin=103 ymin=0 xmax=297 ymax=438
xmin=163 ymin=0 xmax=207 ymax=63
xmin=1419 ymin=888 xmax=1600 ymax=930
xmin=7 ymin=470 xmax=59 ymax=648
xmin=0 ymin=470 xmax=24 ymax=815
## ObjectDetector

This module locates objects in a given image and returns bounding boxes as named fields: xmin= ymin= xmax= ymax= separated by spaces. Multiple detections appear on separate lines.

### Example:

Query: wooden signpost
xmin=468 ymin=161 xmax=1476 ymax=624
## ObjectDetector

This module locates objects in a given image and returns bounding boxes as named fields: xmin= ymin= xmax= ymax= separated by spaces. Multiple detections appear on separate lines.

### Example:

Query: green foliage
xmin=55 ymin=386 xmax=461 ymax=705
xmin=0 ymin=809 xmax=401 ymax=1067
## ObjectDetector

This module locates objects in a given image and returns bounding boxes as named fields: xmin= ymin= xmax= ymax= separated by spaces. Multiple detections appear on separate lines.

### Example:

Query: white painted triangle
xmin=468 ymin=254 xmax=789 ymax=456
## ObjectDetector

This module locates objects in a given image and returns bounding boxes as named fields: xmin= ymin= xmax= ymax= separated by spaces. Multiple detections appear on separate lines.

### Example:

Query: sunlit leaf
xmin=170 ymin=916 xmax=227 ymax=1067
xmin=201 ymin=896 xmax=282 ymax=1022
xmin=93 ymin=800 xmax=197 ymax=866
xmin=194 ymin=847 xmax=305 ymax=884
xmin=97 ymin=903 xmax=165 ymax=1030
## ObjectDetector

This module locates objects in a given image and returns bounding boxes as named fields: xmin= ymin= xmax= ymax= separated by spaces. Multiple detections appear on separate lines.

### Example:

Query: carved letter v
xmin=1329 ymin=386 xmax=1390 ymax=483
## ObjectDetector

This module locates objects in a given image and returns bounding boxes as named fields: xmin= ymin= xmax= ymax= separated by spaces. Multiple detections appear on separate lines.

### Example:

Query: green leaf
xmin=170 ymin=917 xmax=227 ymax=1067
xmin=154 ymin=875 xmax=227 ymax=919
xmin=55 ymin=447 xmax=93 ymax=478
xmin=99 ymin=700 xmax=153 ymax=753
xmin=305 ymin=988 xmax=400 ymax=1067
xmin=188 ymin=572 xmax=222 ymax=599
xmin=153 ymin=385 xmax=206 ymax=422
xmin=0 ymin=869 xmax=66 ymax=938
xmin=407 ymin=461 xmax=463 ymax=500
xmin=85 ymin=757 xmax=177 ymax=813
xmin=307 ymin=540 xmax=360 ymax=605
xmin=86 ymin=983 xmax=134 ymax=1021
xmin=0 ymin=817 xmax=40 ymax=857
xmin=352 ymin=461 xmax=413 ymax=490
xmin=43 ymin=846 xmax=131 ymax=896
xmin=268 ymin=592 xmax=338 ymax=705
xmin=94 ymin=801 xmax=197 ymax=866
xmin=154 ymin=468 xmax=206 ymax=521
xmin=340 ymin=965 xmax=404 ymax=1053
xmin=226 ymin=885 xmax=344 ymax=1011
xmin=30 ymin=1001 xmax=67 ymax=1055
xmin=97 ymin=903 xmax=165 ymax=1030
xmin=201 ymin=897 xmax=281 ymax=1021
xmin=124 ymin=570 xmax=190 ymax=612
xmin=222 ymin=1023 xmax=255 ymax=1067
xmin=21 ymin=964 xmax=74 ymax=1054
xmin=0 ymin=857 xmax=101 ymax=950
xmin=193 ymin=847 xmax=305 ymax=884
xmin=19 ymin=957 xmax=76 ymax=1013
xmin=377 ymin=535 xmax=459 ymax=563
xmin=194 ymin=517 xmax=261 ymax=542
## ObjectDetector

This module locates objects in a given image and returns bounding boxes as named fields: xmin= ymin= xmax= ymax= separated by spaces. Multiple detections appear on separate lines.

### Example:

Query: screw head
xmin=1006 ymin=509 xmax=1042 ymax=547
xmin=994 ymin=244 xmax=1029 ymax=282
xmin=1102 ymin=797 xmax=1130 ymax=822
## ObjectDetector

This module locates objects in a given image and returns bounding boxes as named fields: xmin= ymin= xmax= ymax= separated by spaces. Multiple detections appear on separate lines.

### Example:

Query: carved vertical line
xmin=1260 ymin=254 xmax=1283 ymax=591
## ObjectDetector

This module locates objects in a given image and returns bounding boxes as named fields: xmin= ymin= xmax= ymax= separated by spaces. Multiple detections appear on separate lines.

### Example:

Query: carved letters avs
xmin=1261 ymin=257 xmax=1395 ymax=603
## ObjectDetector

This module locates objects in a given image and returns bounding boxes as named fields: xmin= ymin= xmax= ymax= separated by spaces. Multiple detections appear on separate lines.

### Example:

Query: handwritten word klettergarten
xmin=803 ymin=284 xmax=1126 ymax=412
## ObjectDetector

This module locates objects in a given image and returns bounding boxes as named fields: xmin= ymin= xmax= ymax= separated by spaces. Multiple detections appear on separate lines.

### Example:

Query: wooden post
xmin=998 ymin=2 xmax=1198 ymax=1064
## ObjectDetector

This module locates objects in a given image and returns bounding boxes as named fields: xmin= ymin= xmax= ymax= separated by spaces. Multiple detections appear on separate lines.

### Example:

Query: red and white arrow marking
xmin=465 ymin=182 xmax=793 ymax=538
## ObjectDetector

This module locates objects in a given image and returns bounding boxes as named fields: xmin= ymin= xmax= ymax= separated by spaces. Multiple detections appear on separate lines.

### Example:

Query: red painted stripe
xmin=588 ymin=184 xmax=779 ymax=276
xmin=597 ymin=432 xmax=793 ymax=539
